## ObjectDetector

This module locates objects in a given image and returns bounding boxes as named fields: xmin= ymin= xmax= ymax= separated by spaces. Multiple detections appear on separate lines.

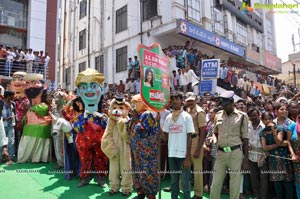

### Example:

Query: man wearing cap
xmin=185 ymin=92 xmax=207 ymax=199
xmin=209 ymin=91 xmax=249 ymax=199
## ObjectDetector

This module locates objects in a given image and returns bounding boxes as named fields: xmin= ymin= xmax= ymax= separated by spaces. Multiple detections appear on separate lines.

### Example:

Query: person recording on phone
xmin=144 ymin=68 xmax=154 ymax=87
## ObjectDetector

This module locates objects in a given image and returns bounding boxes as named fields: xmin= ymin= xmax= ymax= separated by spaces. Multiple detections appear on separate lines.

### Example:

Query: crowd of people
xmin=0 ymin=45 xmax=50 ymax=77
xmin=1 ymin=40 xmax=300 ymax=199
xmin=1 ymin=68 xmax=300 ymax=199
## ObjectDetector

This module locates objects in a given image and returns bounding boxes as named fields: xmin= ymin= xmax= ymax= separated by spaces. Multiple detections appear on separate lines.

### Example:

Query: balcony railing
xmin=0 ymin=59 xmax=48 ymax=79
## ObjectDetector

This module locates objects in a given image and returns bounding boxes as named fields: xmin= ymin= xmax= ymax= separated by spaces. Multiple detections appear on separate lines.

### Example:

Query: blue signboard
xmin=201 ymin=59 xmax=220 ymax=79
xmin=200 ymin=80 xmax=213 ymax=96
xmin=177 ymin=19 xmax=245 ymax=57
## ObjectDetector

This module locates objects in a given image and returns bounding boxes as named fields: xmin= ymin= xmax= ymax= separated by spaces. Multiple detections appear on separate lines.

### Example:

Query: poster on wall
xmin=137 ymin=43 xmax=171 ymax=112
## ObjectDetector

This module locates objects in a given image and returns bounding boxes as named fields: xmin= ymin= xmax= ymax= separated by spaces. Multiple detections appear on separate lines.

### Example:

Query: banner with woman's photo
xmin=137 ymin=43 xmax=171 ymax=112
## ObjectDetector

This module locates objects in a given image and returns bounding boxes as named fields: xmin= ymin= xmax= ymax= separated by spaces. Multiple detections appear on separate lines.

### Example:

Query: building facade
xmin=57 ymin=0 xmax=281 ymax=91
xmin=0 ymin=0 xmax=57 ymax=81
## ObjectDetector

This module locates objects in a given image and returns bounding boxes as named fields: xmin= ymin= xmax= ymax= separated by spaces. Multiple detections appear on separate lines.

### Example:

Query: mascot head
xmin=108 ymin=95 xmax=131 ymax=121
xmin=24 ymin=73 xmax=47 ymax=104
xmin=75 ymin=68 xmax=105 ymax=113
xmin=130 ymin=94 xmax=152 ymax=114
xmin=11 ymin=71 xmax=27 ymax=98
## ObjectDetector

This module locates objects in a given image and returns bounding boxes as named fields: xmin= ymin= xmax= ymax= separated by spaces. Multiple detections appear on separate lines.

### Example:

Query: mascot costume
xmin=101 ymin=96 xmax=132 ymax=196
xmin=17 ymin=73 xmax=52 ymax=163
xmin=51 ymin=89 xmax=68 ymax=169
xmin=11 ymin=71 xmax=30 ymax=154
xmin=73 ymin=68 xmax=108 ymax=187
xmin=127 ymin=94 xmax=160 ymax=199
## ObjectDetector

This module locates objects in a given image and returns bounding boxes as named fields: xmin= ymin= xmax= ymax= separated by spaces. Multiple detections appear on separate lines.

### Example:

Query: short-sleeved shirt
xmin=163 ymin=111 xmax=195 ymax=158
xmin=187 ymin=105 xmax=206 ymax=134
xmin=213 ymin=108 xmax=248 ymax=148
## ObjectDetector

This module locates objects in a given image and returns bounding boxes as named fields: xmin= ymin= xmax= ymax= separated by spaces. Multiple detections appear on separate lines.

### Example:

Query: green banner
xmin=137 ymin=43 xmax=171 ymax=112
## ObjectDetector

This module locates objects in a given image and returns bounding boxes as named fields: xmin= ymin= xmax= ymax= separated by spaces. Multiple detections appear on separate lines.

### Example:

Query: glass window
xmin=236 ymin=21 xmax=247 ymax=45
xmin=116 ymin=5 xmax=127 ymax=33
xmin=142 ymin=0 xmax=157 ymax=21
xmin=214 ymin=8 xmax=224 ymax=34
xmin=95 ymin=55 xmax=104 ymax=73
xmin=256 ymin=31 xmax=262 ymax=47
xmin=79 ymin=0 xmax=87 ymax=19
xmin=116 ymin=46 xmax=127 ymax=73
xmin=266 ymin=19 xmax=273 ymax=52
xmin=79 ymin=29 xmax=86 ymax=50
xmin=188 ymin=0 xmax=201 ymax=22
xmin=78 ymin=61 xmax=86 ymax=73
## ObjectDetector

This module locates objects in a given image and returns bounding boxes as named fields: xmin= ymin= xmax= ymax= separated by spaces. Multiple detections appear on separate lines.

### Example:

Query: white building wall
xmin=57 ymin=0 xmax=279 ymax=89
xmin=28 ymin=0 xmax=47 ymax=50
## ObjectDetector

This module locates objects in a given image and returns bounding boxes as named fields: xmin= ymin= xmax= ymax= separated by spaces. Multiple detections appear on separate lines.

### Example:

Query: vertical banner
xmin=137 ymin=43 xmax=171 ymax=112
xmin=201 ymin=59 xmax=220 ymax=79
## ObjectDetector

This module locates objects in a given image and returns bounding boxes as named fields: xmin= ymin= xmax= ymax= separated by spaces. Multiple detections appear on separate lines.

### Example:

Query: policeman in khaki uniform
xmin=209 ymin=91 xmax=249 ymax=199
xmin=185 ymin=92 xmax=207 ymax=199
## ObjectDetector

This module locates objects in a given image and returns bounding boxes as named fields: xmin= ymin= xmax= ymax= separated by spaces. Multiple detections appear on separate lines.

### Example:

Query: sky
xmin=273 ymin=0 xmax=300 ymax=63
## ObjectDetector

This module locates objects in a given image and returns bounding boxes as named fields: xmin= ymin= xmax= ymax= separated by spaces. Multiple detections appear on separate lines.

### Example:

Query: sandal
xmin=108 ymin=190 xmax=118 ymax=196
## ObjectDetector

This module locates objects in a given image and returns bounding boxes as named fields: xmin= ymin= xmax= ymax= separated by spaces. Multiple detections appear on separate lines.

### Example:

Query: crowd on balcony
xmin=0 ymin=44 xmax=50 ymax=77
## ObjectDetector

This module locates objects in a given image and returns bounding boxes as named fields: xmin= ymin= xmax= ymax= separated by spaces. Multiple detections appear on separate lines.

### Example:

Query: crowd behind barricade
xmin=0 ymin=44 xmax=50 ymax=77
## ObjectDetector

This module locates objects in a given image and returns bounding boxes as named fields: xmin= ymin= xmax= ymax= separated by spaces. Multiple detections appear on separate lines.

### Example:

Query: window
xmin=79 ymin=29 xmax=86 ymax=50
xmin=79 ymin=0 xmax=87 ymax=19
xmin=214 ymin=8 xmax=224 ymax=34
xmin=95 ymin=55 xmax=104 ymax=73
xmin=66 ymin=67 xmax=71 ymax=85
xmin=116 ymin=5 xmax=127 ymax=33
xmin=79 ymin=61 xmax=86 ymax=73
xmin=116 ymin=46 xmax=127 ymax=73
xmin=188 ymin=0 xmax=201 ymax=22
xmin=142 ymin=0 xmax=157 ymax=21
xmin=256 ymin=31 xmax=262 ymax=47
xmin=236 ymin=21 xmax=247 ymax=45
xmin=266 ymin=19 xmax=273 ymax=52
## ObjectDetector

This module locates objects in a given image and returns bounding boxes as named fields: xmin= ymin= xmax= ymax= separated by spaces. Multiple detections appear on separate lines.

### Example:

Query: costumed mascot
xmin=17 ymin=73 xmax=52 ymax=163
xmin=11 ymin=71 xmax=30 ymax=154
xmin=73 ymin=68 xmax=108 ymax=187
xmin=51 ymin=89 xmax=68 ymax=169
xmin=101 ymin=95 xmax=132 ymax=196
xmin=126 ymin=94 xmax=160 ymax=199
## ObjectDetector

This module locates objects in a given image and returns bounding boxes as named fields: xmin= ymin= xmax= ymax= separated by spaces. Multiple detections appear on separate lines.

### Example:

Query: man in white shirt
xmin=24 ymin=48 xmax=35 ymax=73
xmin=247 ymin=107 xmax=268 ymax=199
xmin=5 ymin=47 xmax=16 ymax=76
xmin=162 ymin=91 xmax=194 ymax=199
xmin=185 ymin=65 xmax=200 ymax=95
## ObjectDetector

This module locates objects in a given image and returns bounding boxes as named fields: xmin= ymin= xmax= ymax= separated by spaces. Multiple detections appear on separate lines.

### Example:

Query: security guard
xmin=209 ymin=91 xmax=249 ymax=199
xmin=185 ymin=92 xmax=207 ymax=199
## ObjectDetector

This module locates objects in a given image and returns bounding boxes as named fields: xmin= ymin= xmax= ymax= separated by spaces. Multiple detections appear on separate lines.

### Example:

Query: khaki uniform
xmin=210 ymin=108 xmax=248 ymax=199
xmin=188 ymin=105 xmax=207 ymax=197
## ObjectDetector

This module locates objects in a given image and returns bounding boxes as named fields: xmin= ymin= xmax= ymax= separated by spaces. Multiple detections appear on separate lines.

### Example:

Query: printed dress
xmin=129 ymin=111 xmax=159 ymax=196
xmin=260 ymin=126 xmax=294 ymax=182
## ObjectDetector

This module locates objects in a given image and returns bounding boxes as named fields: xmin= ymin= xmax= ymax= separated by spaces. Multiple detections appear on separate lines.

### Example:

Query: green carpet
xmin=0 ymin=162 xmax=253 ymax=199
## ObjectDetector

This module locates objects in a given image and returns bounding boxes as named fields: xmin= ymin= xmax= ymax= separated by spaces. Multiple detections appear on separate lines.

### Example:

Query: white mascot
xmin=101 ymin=96 xmax=132 ymax=196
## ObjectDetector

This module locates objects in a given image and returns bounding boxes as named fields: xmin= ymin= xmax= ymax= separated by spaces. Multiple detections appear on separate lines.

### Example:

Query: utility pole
xmin=293 ymin=63 xmax=296 ymax=88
